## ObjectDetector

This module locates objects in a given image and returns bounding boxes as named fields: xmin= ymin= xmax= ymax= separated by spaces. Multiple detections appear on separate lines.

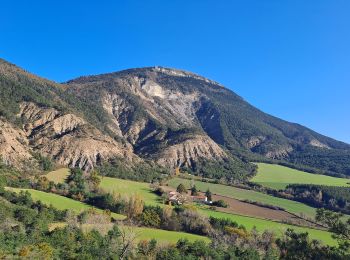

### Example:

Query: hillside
xmin=1 ymin=58 xmax=350 ymax=178
xmin=66 ymin=66 xmax=350 ymax=177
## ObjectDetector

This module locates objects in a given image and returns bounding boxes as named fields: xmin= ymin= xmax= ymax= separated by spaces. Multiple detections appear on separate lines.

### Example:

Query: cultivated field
xmin=6 ymin=188 xmax=126 ymax=220
xmin=100 ymin=177 xmax=161 ymax=206
xmin=45 ymin=168 xmax=70 ymax=184
xmin=252 ymin=163 xmax=350 ymax=190
xmin=209 ymin=193 xmax=313 ymax=226
xmin=167 ymin=177 xmax=317 ymax=218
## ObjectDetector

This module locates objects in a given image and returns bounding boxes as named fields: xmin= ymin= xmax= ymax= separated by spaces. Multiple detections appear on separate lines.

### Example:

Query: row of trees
xmin=282 ymin=184 xmax=350 ymax=214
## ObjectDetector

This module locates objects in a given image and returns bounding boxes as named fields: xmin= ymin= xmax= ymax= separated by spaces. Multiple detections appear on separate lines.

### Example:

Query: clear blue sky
xmin=1 ymin=1 xmax=349 ymax=143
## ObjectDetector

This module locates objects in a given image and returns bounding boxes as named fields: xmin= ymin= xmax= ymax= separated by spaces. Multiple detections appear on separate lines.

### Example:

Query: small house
xmin=191 ymin=195 xmax=207 ymax=203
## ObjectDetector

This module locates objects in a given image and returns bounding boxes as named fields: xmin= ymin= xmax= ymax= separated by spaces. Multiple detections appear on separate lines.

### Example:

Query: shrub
xmin=212 ymin=200 xmax=228 ymax=208
xmin=176 ymin=183 xmax=187 ymax=194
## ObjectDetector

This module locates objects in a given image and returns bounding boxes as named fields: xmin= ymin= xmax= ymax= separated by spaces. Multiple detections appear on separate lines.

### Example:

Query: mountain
xmin=1 ymin=58 xmax=349 ymax=178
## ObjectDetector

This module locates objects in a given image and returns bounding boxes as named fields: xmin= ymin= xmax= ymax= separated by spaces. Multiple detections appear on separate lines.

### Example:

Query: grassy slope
xmin=50 ymin=223 xmax=210 ymax=244
xmin=202 ymin=210 xmax=335 ymax=245
xmin=252 ymin=163 xmax=350 ymax=190
xmin=133 ymin=227 xmax=210 ymax=244
xmin=45 ymin=168 xmax=70 ymax=184
xmin=98 ymin=177 xmax=335 ymax=244
xmin=167 ymin=177 xmax=317 ymax=218
xmin=6 ymin=188 xmax=126 ymax=220
xmin=100 ymin=177 xmax=161 ymax=206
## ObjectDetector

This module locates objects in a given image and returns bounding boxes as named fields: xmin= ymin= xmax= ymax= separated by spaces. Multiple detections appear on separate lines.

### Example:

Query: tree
xmin=177 ymin=183 xmax=187 ymax=194
xmin=316 ymin=208 xmax=350 ymax=252
xmin=36 ymin=176 xmax=50 ymax=191
xmin=205 ymin=188 xmax=212 ymax=201
xmin=67 ymin=168 xmax=87 ymax=198
xmin=276 ymin=228 xmax=340 ymax=259
xmin=137 ymin=239 xmax=157 ymax=258
xmin=89 ymin=170 xmax=101 ymax=191
xmin=126 ymin=194 xmax=144 ymax=219
xmin=141 ymin=206 xmax=162 ymax=228
xmin=191 ymin=185 xmax=198 ymax=196
xmin=212 ymin=200 xmax=228 ymax=208
xmin=118 ymin=225 xmax=140 ymax=259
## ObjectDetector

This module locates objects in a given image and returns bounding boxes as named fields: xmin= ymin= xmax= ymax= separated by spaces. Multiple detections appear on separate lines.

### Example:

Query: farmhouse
xmin=191 ymin=195 xmax=207 ymax=203
xmin=168 ymin=191 xmax=186 ymax=205
xmin=169 ymin=191 xmax=179 ymax=202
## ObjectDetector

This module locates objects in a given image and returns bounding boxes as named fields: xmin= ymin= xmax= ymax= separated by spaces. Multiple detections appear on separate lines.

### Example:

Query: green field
xmin=100 ymin=177 xmax=336 ymax=244
xmin=45 ymin=168 xmax=70 ymax=184
xmin=128 ymin=226 xmax=210 ymax=244
xmin=6 ymin=188 xmax=126 ymax=220
xmin=100 ymin=177 xmax=161 ymax=206
xmin=6 ymin=177 xmax=336 ymax=245
xmin=167 ymin=177 xmax=317 ymax=218
xmin=252 ymin=163 xmax=350 ymax=190
xmin=51 ymin=223 xmax=210 ymax=244
xmin=86 ymin=224 xmax=210 ymax=244
xmin=201 ymin=209 xmax=335 ymax=245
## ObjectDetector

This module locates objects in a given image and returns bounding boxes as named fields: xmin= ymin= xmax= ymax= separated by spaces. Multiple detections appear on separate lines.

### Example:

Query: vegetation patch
xmin=252 ymin=163 xmax=350 ymax=190
xmin=201 ymin=210 xmax=336 ymax=245
xmin=45 ymin=168 xmax=70 ymax=184
xmin=99 ymin=177 xmax=161 ymax=206
xmin=6 ymin=187 xmax=126 ymax=220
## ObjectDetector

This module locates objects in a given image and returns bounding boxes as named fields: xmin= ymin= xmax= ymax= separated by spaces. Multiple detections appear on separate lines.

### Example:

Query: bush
xmin=212 ymin=200 xmax=228 ymax=208
xmin=176 ymin=183 xmax=187 ymax=194
xmin=141 ymin=206 xmax=162 ymax=228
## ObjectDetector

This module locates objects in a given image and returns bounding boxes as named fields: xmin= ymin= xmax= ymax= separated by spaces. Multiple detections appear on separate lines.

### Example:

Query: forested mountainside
xmin=1 ymin=58 xmax=349 ymax=178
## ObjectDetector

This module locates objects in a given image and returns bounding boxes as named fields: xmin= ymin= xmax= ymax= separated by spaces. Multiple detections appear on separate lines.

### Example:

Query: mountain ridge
xmin=0 ymin=58 xmax=349 ymax=178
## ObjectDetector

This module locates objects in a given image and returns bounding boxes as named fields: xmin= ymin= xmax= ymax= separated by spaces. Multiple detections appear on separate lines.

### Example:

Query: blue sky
xmin=1 ymin=1 xmax=349 ymax=143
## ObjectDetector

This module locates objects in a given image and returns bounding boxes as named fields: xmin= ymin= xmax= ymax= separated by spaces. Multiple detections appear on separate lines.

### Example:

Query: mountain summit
xmin=1 ymin=59 xmax=349 ymax=178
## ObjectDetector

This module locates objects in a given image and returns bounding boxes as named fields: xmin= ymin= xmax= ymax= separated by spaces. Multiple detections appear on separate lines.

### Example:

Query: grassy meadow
xmin=167 ymin=177 xmax=317 ymax=218
xmin=252 ymin=163 xmax=350 ymax=190
xmin=50 ymin=222 xmax=210 ymax=244
xmin=6 ymin=187 xmax=126 ymax=220
xmin=45 ymin=168 xmax=70 ymax=184
xmin=100 ymin=177 xmax=161 ymax=206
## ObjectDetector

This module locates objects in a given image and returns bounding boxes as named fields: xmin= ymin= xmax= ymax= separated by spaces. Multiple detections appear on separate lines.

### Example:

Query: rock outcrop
xmin=17 ymin=102 xmax=136 ymax=170
xmin=0 ymin=120 xmax=33 ymax=168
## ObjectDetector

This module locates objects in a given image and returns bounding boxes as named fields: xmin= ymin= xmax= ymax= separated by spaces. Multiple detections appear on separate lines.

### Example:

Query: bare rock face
xmin=155 ymin=135 xmax=228 ymax=168
xmin=245 ymin=136 xmax=266 ymax=149
xmin=0 ymin=120 xmax=33 ymax=167
xmin=19 ymin=102 xmax=136 ymax=170
xmin=265 ymin=146 xmax=293 ymax=159
xmin=310 ymin=139 xmax=330 ymax=149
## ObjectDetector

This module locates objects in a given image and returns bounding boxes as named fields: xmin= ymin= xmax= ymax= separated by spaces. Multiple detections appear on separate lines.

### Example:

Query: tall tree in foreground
xmin=316 ymin=208 xmax=350 ymax=253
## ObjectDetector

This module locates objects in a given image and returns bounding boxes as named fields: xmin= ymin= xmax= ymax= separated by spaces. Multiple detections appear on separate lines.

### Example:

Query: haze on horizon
xmin=1 ymin=1 xmax=349 ymax=143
